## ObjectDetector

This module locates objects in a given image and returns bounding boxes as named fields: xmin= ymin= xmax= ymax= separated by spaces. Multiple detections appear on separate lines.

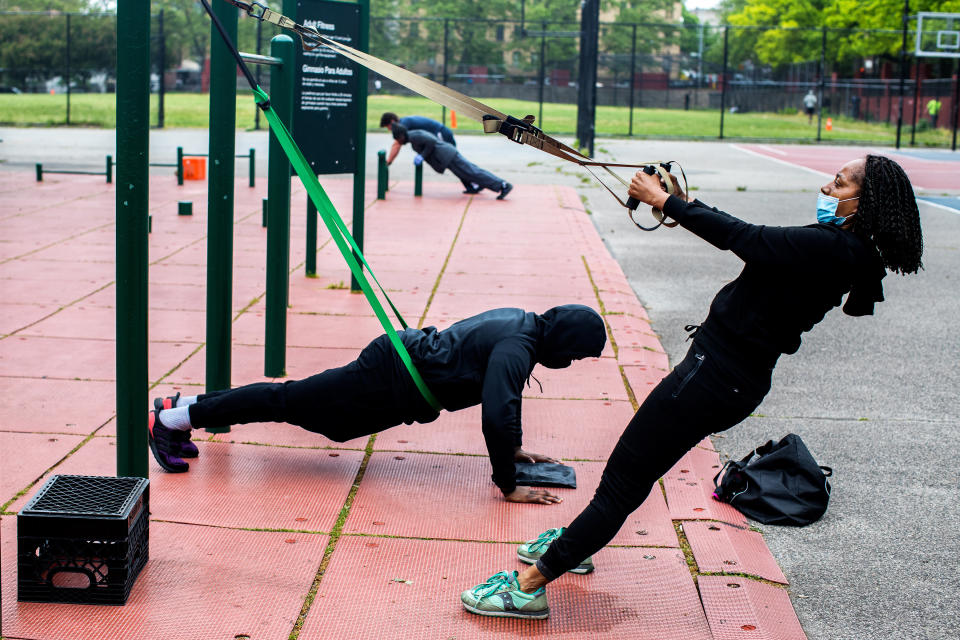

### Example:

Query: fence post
xmin=377 ymin=150 xmax=387 ymax=199
xmin=254 ymin=17 xmax=263 ymax=131
xmin=265 ymin=35 xmax=295 ymax=378
xmin=66 ymin=13 xmax=71 ymax=126
xmin=442 ymin=19 xmax=449 ymax=126
xmin=306 ymin=199 xmax=317 ymax=276
xmin=817 ymin=27 xmax=826 ymax=142
xmin=115 ymin=0 xmax=151 ymax=478
xmin=158 ymin=9 xmax=165 ymax=129
xmin=36 ymin=164 xmax=43 ymax=182
xmin=414 ymin=160 xmax=423 ymax=196
xmin=576 ymin=0 xmax=600 ymax=157
xmin=539 ymin=22 xmax=546 ymax=127
xmin=895 ymin=0 xmax=910 ymax=149
xmin=629 ymin=24 xmax=636 ymax=136
xmin=249 ymin=147 xmax=255 ymax=187
xmin=106 ymin=155 xmax=113 ymax=184
xmin=350 ymin=0 xmax=370 ymax=293
xmin=204 ymin=0 xmax=239 ymax=416
xmin=910 ymin=57 xmax=921 ymax=145
xmin=952 ymin=60 xmax=959 ymax=152
xmin=176 ymin=146 xmax=183 ymax=185
xmin=719 ymin=26 xmax=729 ymax=140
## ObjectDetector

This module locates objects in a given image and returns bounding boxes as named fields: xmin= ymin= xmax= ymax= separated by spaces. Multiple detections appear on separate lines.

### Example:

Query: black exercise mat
xmin=514 ymin=462 xmax=577 ymax=489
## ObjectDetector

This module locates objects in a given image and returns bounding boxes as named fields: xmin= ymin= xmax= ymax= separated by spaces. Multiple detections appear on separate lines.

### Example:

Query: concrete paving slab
xmin=684 ymin=520 xmax=788 ymax=584
xmin=0 ymin=302 xmax=59 ymax=334
xmin=664 ymin=447 xmax=749 ymax=527
xmin=300 ymin=537 xmax=707 ymax=640
xmin=0 ymin=377 xmax=114 ymax=435
xmin=21 ymin=435 xmax=363 ymax=532
xmin=346 ymin=452 xmax=677 ymax=547
xmin=211 ymin=420 xmax=369 ymax=450
xmin=526 ymin=358 xmax=629 ymax=402
xmin=698 ymin=576 xmax=806 ymax=640
xmin=374 ymin=398 xmax=635 ymax=462
xmin=231 ymin=310 xmax=388 ymax=349
xmin=0 ymin=431 xmax=86 ymax=506
xmin=1 ymin=517 xmax=327 ymax=640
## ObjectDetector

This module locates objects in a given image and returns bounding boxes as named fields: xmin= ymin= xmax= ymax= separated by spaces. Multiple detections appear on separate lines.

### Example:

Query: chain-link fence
xmin=1 ymin=10 xmax=957 ymax=148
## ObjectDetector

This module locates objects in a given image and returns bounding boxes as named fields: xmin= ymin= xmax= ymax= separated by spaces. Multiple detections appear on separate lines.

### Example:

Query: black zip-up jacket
xmin=398 ymin=305 xmax=606 ymax=494
xmin=662 ymin=196 xmax=886 ymax=368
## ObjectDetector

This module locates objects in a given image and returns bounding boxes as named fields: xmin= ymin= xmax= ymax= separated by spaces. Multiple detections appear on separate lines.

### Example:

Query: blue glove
xmin=414 ymin=154 xmax=423 ymax=166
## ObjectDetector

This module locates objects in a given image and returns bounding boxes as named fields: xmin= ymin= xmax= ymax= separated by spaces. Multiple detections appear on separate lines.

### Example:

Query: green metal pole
xmin=265 ymin=35 xmax=295 ymax=378
xmin=36 ymin=163 xmax=42 ymax=181
xmin=414 ymin=160 xmax=422 ymax=196
xmin=350 ymin=0 xmax=370 ymax=292
xmin=116 ymin=0 xmax=150 ymax=478
xmin=204 ymin=0 xmax=238 ymax=427
xmin=377 ymin=150 xmax=387 ymax=199
xmin=106 ymin=154 xmax=113 ymax=184
xmin=248 ymin=147 xmax=255 ymax=187
xmin=306 ymin=198 xmax=317 ymax=276
xmin=262 ymin=197 xmax=268 ymax=227
xmin=176 ymin=146 xmax=183 ymax=185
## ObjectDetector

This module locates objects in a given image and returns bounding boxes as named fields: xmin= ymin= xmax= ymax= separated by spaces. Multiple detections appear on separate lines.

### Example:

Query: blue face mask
xmin=816 ymin=193 xmax=858 ymax=226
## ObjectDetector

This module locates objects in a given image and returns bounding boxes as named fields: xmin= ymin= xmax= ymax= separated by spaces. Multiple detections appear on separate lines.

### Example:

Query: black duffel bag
xmin=712 ymin=433 xmax=833 ymax=526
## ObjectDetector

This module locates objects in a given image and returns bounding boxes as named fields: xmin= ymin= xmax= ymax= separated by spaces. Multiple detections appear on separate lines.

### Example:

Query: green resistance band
xmin=253 ymin=85 xmax=443 ymax=414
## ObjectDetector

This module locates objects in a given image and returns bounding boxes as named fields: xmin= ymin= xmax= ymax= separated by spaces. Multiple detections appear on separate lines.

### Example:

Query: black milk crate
xmin=18 ymin=474 xmax=150 ymax=605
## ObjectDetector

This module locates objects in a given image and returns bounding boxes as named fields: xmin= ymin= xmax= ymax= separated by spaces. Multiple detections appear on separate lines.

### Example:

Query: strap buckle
xmin=482 ymin=114 xmax=542 ymax=145
xmin=239 ymin=0 xmax=268 ymax=20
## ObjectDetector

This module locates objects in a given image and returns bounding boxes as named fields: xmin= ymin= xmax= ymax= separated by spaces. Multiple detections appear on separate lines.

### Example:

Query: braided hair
xmin=853 ymin=155 xmax=923 ymax=275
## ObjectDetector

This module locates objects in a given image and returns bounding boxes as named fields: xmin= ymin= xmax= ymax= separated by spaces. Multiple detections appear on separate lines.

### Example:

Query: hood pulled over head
xmin=537 ymin=305 xmax=606 ymax=369
xmin=392 ymin=123 xmax=408 ymax=143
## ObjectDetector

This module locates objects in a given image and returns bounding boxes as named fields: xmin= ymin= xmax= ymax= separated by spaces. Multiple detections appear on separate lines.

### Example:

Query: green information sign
xmin=294 ymin=0 xmax=361 ymax=174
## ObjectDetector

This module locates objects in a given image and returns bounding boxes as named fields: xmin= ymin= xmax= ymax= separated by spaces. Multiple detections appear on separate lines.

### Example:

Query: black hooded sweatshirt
xmin=397 ymin=305 xmax=606 ymax=494
xmin=662 ymin=196 xmax=886 ymax=368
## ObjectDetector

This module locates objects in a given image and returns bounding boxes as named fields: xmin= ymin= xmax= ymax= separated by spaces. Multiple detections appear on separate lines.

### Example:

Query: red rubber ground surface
xmin=0 ymin=174 xmax=803 ymax=638
xmin=699 ymin=576 xmax=806 ymax=640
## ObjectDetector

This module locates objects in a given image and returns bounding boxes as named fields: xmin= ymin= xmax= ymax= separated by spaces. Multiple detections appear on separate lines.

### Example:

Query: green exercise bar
xmin=115 ymin=0 xmax=150 ymax=478
xmin=264 ymin=35 xmax=295 ymax=378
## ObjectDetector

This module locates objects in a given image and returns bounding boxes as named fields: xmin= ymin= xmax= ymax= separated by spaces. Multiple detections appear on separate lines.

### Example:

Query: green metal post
xmin=350 ymin=0 xmax=370 ymax=292
xmin=204 ymin=0 xmax=238 ymax=422
xmin=248 ymin=147 xmax=255 ymax=187
xmin=106 ymin=155 xmax=113 ymax=184
xmin=265 ymin=35 xmax=295 ymax=378
xmin=115 ymin=0 xmax=150 ymax=478
xmin=36 ymin=163 xmax=42 ymax=181
xmin=414 ymin=160 xmax=422 ymax=196
xmin=377 ymin=150 xmax=387 ymax=199
xmin=262 ymin=197 xmax=268 ymax=227
xmin=176 ymin=146 xmax=183 ymax=185
xmin=306 ymin=198 xmax=317 ymax=276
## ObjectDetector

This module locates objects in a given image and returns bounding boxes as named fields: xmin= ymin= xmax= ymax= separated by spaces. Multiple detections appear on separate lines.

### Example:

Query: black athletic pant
xmin=536 ymin=340 xmax=773 ymax=580
xmin=188 ymin=335 xmax=437 ymax=442
xmin=447 ymin=154 xmax=504 ymax=193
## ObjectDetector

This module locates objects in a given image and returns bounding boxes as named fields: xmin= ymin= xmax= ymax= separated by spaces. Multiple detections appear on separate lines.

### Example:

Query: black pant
xmin=188 ymin=335 xmax=437 ymax=442
xmin=447 ymin=154 xmax=504 ymax=193
xmin=536 ymin=340 xmax=772 ymax=580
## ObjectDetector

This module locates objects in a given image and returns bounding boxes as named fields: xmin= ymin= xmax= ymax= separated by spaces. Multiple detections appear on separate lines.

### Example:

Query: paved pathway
xmin=1 ymin=170 xmax=803 ymax=639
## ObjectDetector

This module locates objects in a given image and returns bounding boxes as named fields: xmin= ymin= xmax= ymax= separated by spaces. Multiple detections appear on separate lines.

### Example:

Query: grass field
xmin=0 ymin=92 xmax=953 ymax=147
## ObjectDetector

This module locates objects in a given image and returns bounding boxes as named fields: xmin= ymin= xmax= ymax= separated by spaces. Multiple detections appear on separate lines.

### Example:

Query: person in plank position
xmin=148 ymin=305 xmax=605 ymax=504
xmin=390 ymin=123 xmax=513 ymax=199
xmin=461 ymin=155 xmax=924 ymax=619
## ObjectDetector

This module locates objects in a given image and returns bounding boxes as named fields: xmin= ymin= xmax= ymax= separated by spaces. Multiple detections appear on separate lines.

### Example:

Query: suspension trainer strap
xmin=220 ymin=0 xmax=685 ymax=230
xmin=200 ymin=0 xmax=443 ymax=413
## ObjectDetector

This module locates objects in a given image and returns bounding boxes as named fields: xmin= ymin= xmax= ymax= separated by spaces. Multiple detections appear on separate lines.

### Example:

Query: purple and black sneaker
xmin=147 ymin=409 xmax=189 ymax=473
xmin=153 ymin=393 xmax=199 ymax=458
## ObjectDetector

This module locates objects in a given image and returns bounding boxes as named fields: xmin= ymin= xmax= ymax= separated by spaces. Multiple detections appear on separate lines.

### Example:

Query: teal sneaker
xmin=517 ymin=527 xmax=594 ymax=574
xmin=460 ymin=570 xmax=549 ymax=620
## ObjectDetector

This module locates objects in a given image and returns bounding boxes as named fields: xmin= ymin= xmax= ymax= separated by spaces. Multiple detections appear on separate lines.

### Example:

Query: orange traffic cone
xmin=825 ymin=117 xmax=833 ymax=131
xmin=450 ymin=110 xmax=457 ymax=129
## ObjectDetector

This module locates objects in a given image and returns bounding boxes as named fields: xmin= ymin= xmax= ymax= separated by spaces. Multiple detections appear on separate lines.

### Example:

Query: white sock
xmin=177 ymin=395 xmax=198 ymax=408
xmin=159 ymin=406 xmax=192 ymax=431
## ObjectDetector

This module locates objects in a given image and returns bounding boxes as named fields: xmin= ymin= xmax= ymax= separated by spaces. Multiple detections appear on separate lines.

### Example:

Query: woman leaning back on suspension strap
xmin=460 ymin=154 xmax=924 ymax=619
